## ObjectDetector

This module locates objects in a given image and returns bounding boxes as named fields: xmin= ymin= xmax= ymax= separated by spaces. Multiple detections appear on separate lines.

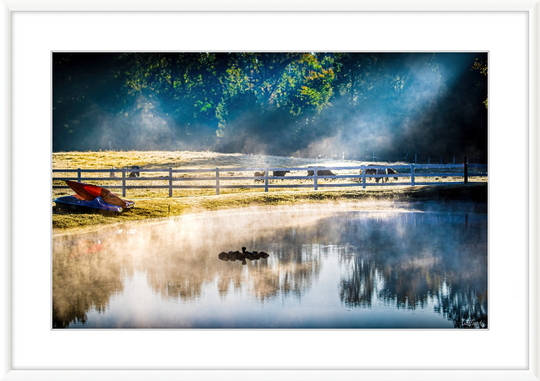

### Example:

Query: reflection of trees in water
xmin=337 ymin=212 xmax=487 ymax=327
xmin=52 ymin=235 xmax=130 ymax=328
xmin=340 ymin=259 xmax=379 ymax=308
xmin=53 ymin=210 xmax=487 ymax=328
xmin=435 ymin=287 xmax=487 ymax=328
xmin=251 ymin=241 xmax=323 ymax=301
xmin=53 ymin=214 xmax=326 ymax=327
xmin=141 ymin=224 xmax=323 ymax=303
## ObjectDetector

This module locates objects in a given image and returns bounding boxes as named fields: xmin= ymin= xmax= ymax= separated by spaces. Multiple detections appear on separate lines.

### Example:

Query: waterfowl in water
xmin=218 ymin=247 xmax=269 ymax=262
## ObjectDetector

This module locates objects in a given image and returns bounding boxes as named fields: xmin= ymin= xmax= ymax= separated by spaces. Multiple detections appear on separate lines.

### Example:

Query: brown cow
xmin=361 ymin=166 xmax=385 ymax=183
xmin=386 ymin=168 xmax=398 ymax=182
xmin=361 ymin=168 xmax=377 ymax=178
xmin=253 ymin=171 xmax=266 ymax=182
xmin=376 ymin=168 xmax=386 ymax=183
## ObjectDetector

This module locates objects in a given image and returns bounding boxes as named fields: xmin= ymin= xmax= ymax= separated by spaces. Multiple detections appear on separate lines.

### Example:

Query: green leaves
xmin=472 ymin=58 xmax=488 ymax=76
xmin=53 ymin=52 xmax=487 ymax=157
xmin=472 ymin=58 xmax=488 ymax=108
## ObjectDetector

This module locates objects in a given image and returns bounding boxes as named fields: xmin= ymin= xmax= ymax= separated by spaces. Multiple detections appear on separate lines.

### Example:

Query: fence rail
xmin=53 ymin=163 xmax=487 ymax=197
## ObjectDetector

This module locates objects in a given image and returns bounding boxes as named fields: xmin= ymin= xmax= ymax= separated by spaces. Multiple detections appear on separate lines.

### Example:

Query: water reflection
xmin=337 ymin=213 xmax=487 ymax=328
xmin=53 ymin=235 xmax=128 ymax=328
xmin=53 ymin=204 xmax=487 ymax=328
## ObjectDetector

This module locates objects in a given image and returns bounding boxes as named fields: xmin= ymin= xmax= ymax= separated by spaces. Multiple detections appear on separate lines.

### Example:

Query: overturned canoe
xmin=53 ymin=194 xmax=134 ymax=213
xmin=54 ymin=181 xmax=135 ymax=213
xmin=66 ymin=180 xmax=132 ymax=208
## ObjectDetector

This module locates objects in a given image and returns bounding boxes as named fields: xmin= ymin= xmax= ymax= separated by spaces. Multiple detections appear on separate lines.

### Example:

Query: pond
xmin=52 ymin=202 xmax=487 ymax=329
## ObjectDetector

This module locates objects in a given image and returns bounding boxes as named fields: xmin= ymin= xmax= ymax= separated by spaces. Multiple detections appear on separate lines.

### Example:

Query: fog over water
xmin=52 ymin=203 xmax=487 ymax=329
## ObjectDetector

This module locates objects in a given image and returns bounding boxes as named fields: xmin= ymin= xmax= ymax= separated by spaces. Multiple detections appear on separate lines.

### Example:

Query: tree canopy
xmin=53 ymin=52 xmax=487 ymax=161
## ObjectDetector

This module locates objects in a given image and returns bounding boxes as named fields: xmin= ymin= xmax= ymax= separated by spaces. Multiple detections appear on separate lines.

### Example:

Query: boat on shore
xmin=54 ymin=181 xmax=135 ymax=214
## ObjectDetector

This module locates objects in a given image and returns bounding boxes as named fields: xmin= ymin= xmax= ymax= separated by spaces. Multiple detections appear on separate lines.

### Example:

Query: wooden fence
xmin=53 ymin=162 xmax=488 ymax=197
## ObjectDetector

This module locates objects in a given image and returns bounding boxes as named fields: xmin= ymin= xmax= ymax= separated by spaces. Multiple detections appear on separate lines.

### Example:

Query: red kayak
xmin=66 ymin=180 xmax=131 ymax=208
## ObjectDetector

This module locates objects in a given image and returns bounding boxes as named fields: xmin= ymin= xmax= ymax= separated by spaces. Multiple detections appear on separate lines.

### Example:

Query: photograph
xmin=52 ymin=52 xmax=488 ymax=329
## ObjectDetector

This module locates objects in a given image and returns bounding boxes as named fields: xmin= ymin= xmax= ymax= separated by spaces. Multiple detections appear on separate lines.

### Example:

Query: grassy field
xmin=53 ymin=150 xmax=486 ymax=198
xmin=52 ymin=150 xmax=487 ymax=233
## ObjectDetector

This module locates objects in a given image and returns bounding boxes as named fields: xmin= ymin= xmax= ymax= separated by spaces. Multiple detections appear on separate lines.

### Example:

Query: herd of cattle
xmin=254 ymin=165 xmax=399 ymax=183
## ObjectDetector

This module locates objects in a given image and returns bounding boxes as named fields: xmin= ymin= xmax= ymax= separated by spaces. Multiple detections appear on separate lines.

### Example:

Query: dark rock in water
xmin=241 ymin=259 xmax=247 ymax=265
xmin=259 ymin=252 xmax=269 ymax=258
xmin=252 ymin=251 xmax=258 ymax=254
xmin=218 ymin=252 xmax=229 ymax=261
xmin=253 ymin=253 xmax=261 ymax=259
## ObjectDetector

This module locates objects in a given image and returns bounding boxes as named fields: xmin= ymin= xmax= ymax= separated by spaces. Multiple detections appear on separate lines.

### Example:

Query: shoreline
xmin=53 ymin=183 xmax=487 ymax=236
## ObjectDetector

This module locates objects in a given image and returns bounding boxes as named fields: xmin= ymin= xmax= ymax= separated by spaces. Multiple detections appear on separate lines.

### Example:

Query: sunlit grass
xmin=53 ymin=150 xmax=486 ymax=198
xmin=52 ymin=150 xmax=487 ymax=232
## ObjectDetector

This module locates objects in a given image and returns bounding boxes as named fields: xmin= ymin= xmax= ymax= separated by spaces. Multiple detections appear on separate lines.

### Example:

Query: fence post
xmin=169 ymin=168 xmax=173 ymax=197
xmin=314 ymin=166 xmax=318 ymax=191
xmin=122 ymin=168 xmax=126 ymax=197
xmin=464 ymin=157 xmax=468 ymax=184
xmin=216 ymin=167 xmax=220 ymax=195
xmin=411 ymin=164 xmax=415 ymax=186
xmin=362 ymin=165 xmax=366 ymax=189
xmin=77 ymin=168 xmax=81 ymax=182
xmin=264 ymin=168 xmax=268 ymax=192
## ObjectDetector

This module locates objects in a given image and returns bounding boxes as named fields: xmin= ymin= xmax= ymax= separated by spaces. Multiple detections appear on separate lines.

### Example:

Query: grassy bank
xmin=53 ymin=183 xmax=487 ymax=234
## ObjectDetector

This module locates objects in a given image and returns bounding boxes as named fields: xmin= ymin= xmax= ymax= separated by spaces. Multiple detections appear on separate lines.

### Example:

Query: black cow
xmin=129 ymin=165 xmax=140 ymax=178
xmin=307 ymin=168 xmax=335 ymax=176
xmin=272 ymin=170 xmax=290 ymax=177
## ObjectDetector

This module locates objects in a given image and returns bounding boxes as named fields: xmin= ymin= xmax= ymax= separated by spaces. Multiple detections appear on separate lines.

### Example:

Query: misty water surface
xmin=52 ymin=203 xmax=487 ymax=329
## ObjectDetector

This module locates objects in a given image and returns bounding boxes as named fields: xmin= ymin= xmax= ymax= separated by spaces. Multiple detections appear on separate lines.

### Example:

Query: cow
xmin=386 ymin=167 xmax=399 ymax=182
xmin=253 ymin=171 xmax=266 ymax=182
xmin=361 ymin=166 xmax=399 ymax=183
xmin=272 ymin=170 xmax=290 ymax=178
xmin=375 ymin=168 xmax=386 ymax=183
xmin=128 ymin=165 xmax=140 ymax=178
xmin=361 ymin=165 xmax=385 ymax=183
xmin=307 ymin=167 xmax=336 ymax=176
xmin=361 ymin=166 xmax=380 ymax=183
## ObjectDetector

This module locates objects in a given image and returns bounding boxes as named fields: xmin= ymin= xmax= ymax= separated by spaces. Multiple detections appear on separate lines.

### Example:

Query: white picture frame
xmin=1 ymin=2 xmax=539 ymax=381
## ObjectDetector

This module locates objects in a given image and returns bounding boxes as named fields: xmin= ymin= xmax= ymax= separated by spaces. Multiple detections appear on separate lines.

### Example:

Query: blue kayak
xmin=54 ymin=195 xmax=135 ymax=213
